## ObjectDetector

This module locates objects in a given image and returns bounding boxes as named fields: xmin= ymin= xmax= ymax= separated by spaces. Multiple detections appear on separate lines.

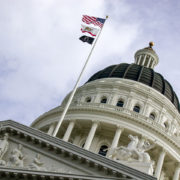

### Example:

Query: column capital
xmin=160 ymin=147 xmax=167 ymax=154
xmin=139 ymin=134 xmax=148 ymax=140
xmin=69 ymin=119 xmax=76 ymax=123
xmin=92 ymin=120 xmax=100 ymax=125
xmin=116 ymin=125 xmax=124 ymax=131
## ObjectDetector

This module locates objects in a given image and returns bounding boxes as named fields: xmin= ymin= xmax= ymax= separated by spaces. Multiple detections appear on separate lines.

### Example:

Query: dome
xmin=87 ymin=63 xmax=180 ymax=111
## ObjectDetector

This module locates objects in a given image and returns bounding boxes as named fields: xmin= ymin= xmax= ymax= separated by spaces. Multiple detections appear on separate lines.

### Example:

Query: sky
xmin=0 ymin=0 xmax=180 ymax=126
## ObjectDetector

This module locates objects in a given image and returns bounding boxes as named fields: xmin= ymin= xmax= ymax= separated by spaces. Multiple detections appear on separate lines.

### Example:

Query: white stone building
xmin=0 ymin=43 xmax=179 ymax=180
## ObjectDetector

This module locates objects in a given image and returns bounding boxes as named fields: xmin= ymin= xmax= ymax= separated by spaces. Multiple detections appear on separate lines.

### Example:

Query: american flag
xmin=82 ymin=15 xmax=105 ymax=28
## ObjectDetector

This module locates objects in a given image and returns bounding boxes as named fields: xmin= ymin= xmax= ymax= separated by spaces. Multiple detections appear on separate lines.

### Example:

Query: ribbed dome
xmin=87 ymin=63 xmax=180 ymax=112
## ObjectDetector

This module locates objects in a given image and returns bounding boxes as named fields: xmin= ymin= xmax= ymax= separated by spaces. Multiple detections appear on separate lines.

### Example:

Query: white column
xmin=47 ymin=123 xmax=56 ymax=135
xmin=137 ymin=55 xmax=142 ymax=65
xmin=63 ymin=120 xmax=75 ymax=142
xmin=147 ymin=57 xmax=152 ymax=68
xmin=107 ymin=126 xmax=124 ymax=157
xmin=125 ymin=96 xmax=132 ymax=109
xmin=111 ymin=126 xmax=124 ymax=149
xmin=142 ymin=55 xmax=147 ymax=66
xmin=84 ymin=121 xmax=99 ymax=150
xmin=151 ymin=61 xmax=155 ymax=68
xmin=173 ymin=163 xmax=180 ymax=180
xmin=155 ymin=149 xmax=166 ymax=179
xmin=135 ymin=56 xmax=138 ymax=64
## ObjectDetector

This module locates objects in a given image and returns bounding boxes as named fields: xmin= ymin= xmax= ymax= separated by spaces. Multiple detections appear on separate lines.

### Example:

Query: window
xmin=164 ymin=121 xmax=169 ymax=129
xmin=116 ymin=100 xmax=124 ymax=107
xmin=149 ymin=113 xmax=155 ymax=120
xmin=85 ymin=97 xmax=91 ymax=103
xmin=133 ymin=105 xmax=140 ymax=113
xmin=101 ymin=97 xmax=107 ymax=104
xmin=81 ymin=143 xmax=85 ymax=148
xmin=98 ymin=145 xmax=108 ymax=156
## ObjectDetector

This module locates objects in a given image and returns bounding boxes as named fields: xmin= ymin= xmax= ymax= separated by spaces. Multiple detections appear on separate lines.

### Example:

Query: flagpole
xmin=52 ymin=16 xmax=108 ymax=137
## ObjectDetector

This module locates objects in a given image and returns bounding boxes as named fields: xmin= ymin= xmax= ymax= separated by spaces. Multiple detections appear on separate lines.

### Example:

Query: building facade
xmin=0 ymin=43 xmax=179 ymax=180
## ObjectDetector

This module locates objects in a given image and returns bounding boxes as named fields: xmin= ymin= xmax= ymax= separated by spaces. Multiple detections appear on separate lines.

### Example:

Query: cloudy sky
xmin=0 ymin=0 xmax=180 ymax=126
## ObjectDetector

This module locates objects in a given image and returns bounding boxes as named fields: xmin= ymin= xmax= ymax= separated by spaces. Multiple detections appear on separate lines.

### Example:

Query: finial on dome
xmin=149 ymin=41 xmax=154 ymax=48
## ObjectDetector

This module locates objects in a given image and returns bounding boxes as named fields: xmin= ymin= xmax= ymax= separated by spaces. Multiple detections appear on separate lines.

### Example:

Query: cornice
xmin=0 ymin=167 xmax=121 ymax=180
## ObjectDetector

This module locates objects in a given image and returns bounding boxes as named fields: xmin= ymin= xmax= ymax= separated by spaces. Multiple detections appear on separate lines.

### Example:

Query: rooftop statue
xmin=0 ymin=133 xmax=9 ymax=165
xmin=109 ymin=135 xmax=155 ymax=164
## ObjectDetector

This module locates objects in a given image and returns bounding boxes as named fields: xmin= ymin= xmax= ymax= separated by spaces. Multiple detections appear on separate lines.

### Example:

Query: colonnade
xmin=136 ymin=55 xmax=155 ymax=68
xmin=47 ymin=120 xmax=179 ymax=180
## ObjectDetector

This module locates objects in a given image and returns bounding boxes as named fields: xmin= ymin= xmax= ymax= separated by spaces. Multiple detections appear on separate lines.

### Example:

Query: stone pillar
xmin=151 ymin=61 xmax=155 ymax=69
xmin=135 ymin=56 xmax=138 ymax=64
xmin=125 ymin=96 xmax=132 ymax=109
xmin=173 ymin=163 xmax=180 ymax=180
xmin=111 ymin=126 xmax=124 ymax=149
xmin=107 ymin=126 xmax=124 ymax=157
xmin=142 ymin=55 xmax=147 ymax=66
xmin=47 ymin=122 xmax=56 ymax=135
xmin=93 ymin=90 xmax=101 ymax=103
xmin=84 ymin=121 xmax=99 ymax=150
xmin=155 ymin=149 xmax=166 ymax=179
xmin=147 ymin=57 xmax=152 ymax=68
xmin=63 ymin=120 xmax=75 ymax=142
xmin=137 ymin=55 xmax=142 ymax=65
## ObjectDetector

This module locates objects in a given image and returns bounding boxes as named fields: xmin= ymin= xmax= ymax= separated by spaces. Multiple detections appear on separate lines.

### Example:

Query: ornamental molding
xmin=80 ymin=78 xmax=180 ymax=117
xmin=0 ymin=167 xmax=121 ymax=180
xmin=31 ymin=103 xmax=180 ymax=161
xmin=0 ymin=120 xmax=156 ymax=180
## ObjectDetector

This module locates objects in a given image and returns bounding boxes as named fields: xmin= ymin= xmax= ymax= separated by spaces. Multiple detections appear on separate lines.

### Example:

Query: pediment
xmin=0 ymin=120 xmax=156 ymax=180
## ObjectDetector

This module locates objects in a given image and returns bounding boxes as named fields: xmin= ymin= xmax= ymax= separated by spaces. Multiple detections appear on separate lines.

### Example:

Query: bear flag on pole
xmin=79 ymin=35 xmax=94 ymax=44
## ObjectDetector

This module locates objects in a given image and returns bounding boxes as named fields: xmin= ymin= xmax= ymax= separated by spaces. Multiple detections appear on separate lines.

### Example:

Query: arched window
xmin=85 ymin=97 xmax=91 ymax=103
xmin=164 ymin=121 xmax=169 ymax=129
xmin=133 ymin=105 xmax=140 ymax=113
xmin=101 ymin=97 xmax=107 ymax=104
xmin=116 ymin=100 xmax=124 ymax=107
xmin=81 ymin=143 xmax=85 ymax=148
xmin=98 ymin=145 xmax=108 ymax=156
xmin=149 ymin=113 xmax=155 ymax=120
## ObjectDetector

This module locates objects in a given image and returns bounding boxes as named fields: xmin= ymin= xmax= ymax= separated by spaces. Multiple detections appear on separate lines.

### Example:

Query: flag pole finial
xmin=106 ymin=15 xmax=109 ymax=19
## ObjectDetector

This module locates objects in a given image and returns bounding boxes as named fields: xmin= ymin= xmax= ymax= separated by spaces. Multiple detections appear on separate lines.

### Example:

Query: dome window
xmin=101 ymin=97 xmax=107 ymax=104
xmin=81 ymin=143 xmax=85 ymax=148
xmin=85 ymin=97 xmax=91 ymax=103
xmin=116 ymin=100 xmax=124 ymax=107
xmin=164 ymin=121 xmax=169 ymax=129
xmin=98 ymin=145 xmax=108 ymax=156
xmin=133 ymin=105 xmax=140 ymax=113
xmin=149 ymin=113 xmax=155 ymax=120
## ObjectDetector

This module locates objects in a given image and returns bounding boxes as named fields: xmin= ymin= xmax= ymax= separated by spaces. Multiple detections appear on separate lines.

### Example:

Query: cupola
xmin=134 ymin=42 xmax=159 ymax=69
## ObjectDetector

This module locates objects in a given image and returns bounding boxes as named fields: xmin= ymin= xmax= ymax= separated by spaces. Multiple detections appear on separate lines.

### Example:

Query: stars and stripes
xmin=82 ymin=15 xmax=105 ymax=28
xmin=79 ymin=15 xmax=106 ymax=45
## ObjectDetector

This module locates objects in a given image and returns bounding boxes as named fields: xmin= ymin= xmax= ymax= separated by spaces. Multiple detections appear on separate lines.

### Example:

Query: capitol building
xmin=0 ymin=43 xmax=180 ymax=180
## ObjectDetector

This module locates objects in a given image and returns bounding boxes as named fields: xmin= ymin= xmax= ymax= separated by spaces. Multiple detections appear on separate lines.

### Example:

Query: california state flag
xmin=81 ymin=24 xmax=99 ymax=36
